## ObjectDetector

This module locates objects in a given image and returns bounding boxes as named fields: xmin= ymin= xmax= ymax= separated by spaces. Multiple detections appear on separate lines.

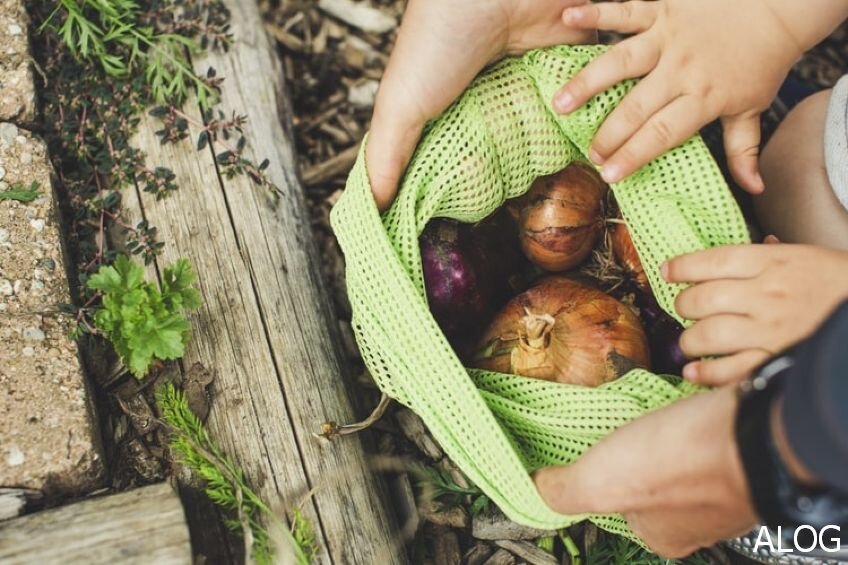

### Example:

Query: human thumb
xmin=722 ymin=113 xmax=765 ymax=194
xmin=533 ymin=462 xmax=603 ymax=516
xmin=366 ymin=85 xmax=426 ymax=211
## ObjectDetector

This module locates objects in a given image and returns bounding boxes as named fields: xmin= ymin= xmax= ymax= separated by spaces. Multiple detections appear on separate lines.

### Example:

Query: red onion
xmin=420 ymin=213 xmax=524 ymax=354
xmin=631 ymin=288 xmax=688 ymax=375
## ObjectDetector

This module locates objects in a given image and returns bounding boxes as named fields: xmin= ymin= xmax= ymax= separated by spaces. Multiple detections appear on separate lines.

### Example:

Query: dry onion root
xmin=515 ymin=163 xmax=608 ymax=272
xmin=473 ymin=277 xmax=650 ymax=387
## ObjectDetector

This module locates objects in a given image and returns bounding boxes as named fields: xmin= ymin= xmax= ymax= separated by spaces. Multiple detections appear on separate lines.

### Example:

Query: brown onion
xmin=473 ymin=277 xmax=650 ymax=387
xmin=610 ymin=222 xmax=649 ymax=291
xmin=516 ymin=163 xmax=607 ymax=272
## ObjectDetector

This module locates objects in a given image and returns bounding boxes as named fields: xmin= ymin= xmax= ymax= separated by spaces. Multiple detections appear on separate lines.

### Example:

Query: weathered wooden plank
xmin=190 ymin=2 xmax=404 ymax=563
xmin=0 ymin=482 xmax=191 ymax=565
xmin=120 ymin=1 xmax=405 ymax=562
xmin=127 ymin=101 xmax=327 ymax=559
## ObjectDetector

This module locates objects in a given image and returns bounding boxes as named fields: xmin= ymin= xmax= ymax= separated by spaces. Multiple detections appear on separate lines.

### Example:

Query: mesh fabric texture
xmin=331 ymin=45 xmax=751 ymax=537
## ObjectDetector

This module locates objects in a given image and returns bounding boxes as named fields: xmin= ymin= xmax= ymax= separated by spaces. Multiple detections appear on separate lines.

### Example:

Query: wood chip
xmin=390 ymin=472 xmax=419 ymax=541
xmin=265 ymin=24 xmax=307 ymax=53
xmin=301 ymin=143 xmax=360 ymax=186
xmin=472 ymin=511 xmax=556 ymax=541
xmin=494 ymin=541 xmax=557 ymax=565
xmin=419 ymin=499 xmax=469 ymax=529
xmin=482 ymin=548 xmax=516 ymax=565
xmin=319 ymin=121 xmax=353 ymax=145
xmin=396 ymin=408 xmax=443 ymax=460
xmin=317 ymin=0 xmax=397 ymax=34
xmin=313 ymin=18 xmax=329 ymax=54
xmin=464 ymin=543 xmax=495 ymax=565
xmin=432 ymin=526 xmax=462 ymax=565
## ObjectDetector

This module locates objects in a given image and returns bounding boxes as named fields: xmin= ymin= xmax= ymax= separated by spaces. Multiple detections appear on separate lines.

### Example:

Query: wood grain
xmin=0 ymin=482 xmax=191 ymax=565
xmin=121 ymin=0 xmax=405 ymax=562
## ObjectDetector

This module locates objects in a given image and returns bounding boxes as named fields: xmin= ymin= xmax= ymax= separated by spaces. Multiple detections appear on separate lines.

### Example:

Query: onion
xmin=610 ymin=222 xmax=649 ymax=291
xmin=631 ymin=289 xmax=688 ymax=375
xmin=515 ymin=163 xmax=607 ymax=272
xmin=421 ymin=214 xmax=524 ymax=353
xmin=473 ymin=277 xmax=650 ymax=387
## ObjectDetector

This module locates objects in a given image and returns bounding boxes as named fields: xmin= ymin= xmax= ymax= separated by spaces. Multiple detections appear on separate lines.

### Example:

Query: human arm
xmin=534 ymin=386 xmax=756 ymax=558
xmin=366 ymin=0 xmax=595 ymax=210
xmin=534 ymin=302 xmax=848 ymax=558
xmin=553 ymin=0 xmax=848 ymax=192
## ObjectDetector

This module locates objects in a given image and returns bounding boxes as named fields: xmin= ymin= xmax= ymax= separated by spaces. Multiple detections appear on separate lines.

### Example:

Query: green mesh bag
xmin=331 ymin=45 xmax=751 ymax=538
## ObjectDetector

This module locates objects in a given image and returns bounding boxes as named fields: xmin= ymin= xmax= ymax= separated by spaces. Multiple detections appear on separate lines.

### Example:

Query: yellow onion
xmin=516 ymin=163 xmax=607 ymax=272
xmin=610 ymin=222 xmax=649 ymax=291
xmin=473 ymin=277 xmax=650 ymax=387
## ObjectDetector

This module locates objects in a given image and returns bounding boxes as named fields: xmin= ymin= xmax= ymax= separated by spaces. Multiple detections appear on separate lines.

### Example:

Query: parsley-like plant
xmin=87 ymin=255 xmax=201 ymax=378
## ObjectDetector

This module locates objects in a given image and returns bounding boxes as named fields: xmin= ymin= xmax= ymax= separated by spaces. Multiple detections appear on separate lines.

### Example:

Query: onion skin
xmin=473 ymin=277 xmax=650 ymax=387
xmin=611 ymin=222 xmax=649 ymax=291
xmin=421 ymin=214 xmax=524 ymax=353
xmin=517 ymin=163 xmax=608 ymax=272
xmin=632 ymin=289 xmax=688 ymax=375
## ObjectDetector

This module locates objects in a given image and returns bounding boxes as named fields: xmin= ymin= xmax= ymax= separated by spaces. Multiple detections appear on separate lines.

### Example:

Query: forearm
xmin=767 ymin=0 xmax=848 ymax=55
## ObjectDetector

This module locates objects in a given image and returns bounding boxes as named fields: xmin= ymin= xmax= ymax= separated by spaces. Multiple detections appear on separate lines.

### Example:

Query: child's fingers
xmin=674 ymin=280 xmax=755 ymax=320
xmin=589 ymin=67 xmax=674 ymax=162
xmin=679 ymin=315 xmax=762 ymax=357
xmin=683 ymin=350 xmax=771 ymax=386
xmin=722 ymin=113 xmax=765 ymax=194
xmin=598 ymin=94 xmax=701 ymax=183
xmin=562 ymin=1 xmax=659 ymax=34
xmin=662 ymin=246 xmax=769 ymax=283
xmin=553 ymin=36 xmax=660 ymax=114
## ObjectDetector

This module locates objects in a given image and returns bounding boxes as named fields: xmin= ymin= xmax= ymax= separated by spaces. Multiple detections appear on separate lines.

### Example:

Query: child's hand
xmin=554 ymin=0 xmax=848 ymax=192
xmin=367 ymin=0 xmax=595 ymax=210
xmin=664 ymin=244 xmax=848 ymax=385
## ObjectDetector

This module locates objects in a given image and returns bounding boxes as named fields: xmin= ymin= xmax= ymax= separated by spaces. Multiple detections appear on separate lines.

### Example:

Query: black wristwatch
xmin=735 ymin=305 xmax=848 ymax=543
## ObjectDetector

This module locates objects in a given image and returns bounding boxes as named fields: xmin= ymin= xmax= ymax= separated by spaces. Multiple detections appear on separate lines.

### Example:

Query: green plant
xmin=40 ymin=0 xmax=222 ymax=108
xmin=32 ymin=0 xmax=278 ymax=284
xmin=411 ymin=464 xmax=491 ymax=517
xmin=157 ymin=383 xmax=314 ymax=564
xmin=86 ymin=255 xmax=201 ymax=377
xmin=0 ymin=181 xmax=40 ymax=203
xmin=585 ymin=534 xmax=713 ymax=565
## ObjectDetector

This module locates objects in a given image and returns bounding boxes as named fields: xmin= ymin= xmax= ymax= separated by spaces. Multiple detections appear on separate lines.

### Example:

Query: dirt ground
xmin=258 ymin=2 xmax=848 ymax=562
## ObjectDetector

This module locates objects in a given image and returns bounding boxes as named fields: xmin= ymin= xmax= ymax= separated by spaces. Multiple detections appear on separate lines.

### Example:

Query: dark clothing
xmin=783 ymin=300 xmax=848 ymax=493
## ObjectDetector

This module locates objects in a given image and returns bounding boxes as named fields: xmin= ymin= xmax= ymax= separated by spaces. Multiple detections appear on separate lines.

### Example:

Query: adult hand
xmin=367 ymin=0 xmax=595 ymax=210
xmin=535 ymin=386 xmax=756 ymax=558
xmin=665 ymin=244 xmax=848 ymax=385
xmin=553 ymin=0 xmax=848 ymax=192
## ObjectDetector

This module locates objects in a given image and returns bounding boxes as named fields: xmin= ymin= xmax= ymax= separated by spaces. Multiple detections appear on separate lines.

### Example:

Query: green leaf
xmin=87 ymin=255 xmax=201 ymax=378
xmin=87 ymin=264 xmax=123 ymax=293
xmin=469 ymin=494 xmax=490 ymax=516
xmin=0 ymin=181 xmax=40 ymax=203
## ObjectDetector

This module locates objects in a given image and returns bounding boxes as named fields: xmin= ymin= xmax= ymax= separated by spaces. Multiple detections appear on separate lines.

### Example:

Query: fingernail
xmin=588 ymin=148 xmax=605 ymax=165
xmin=600 ymin=163 xmax=621 ymax=183
xmin=683 ymin=363 xmax=699 ymax=381
xmin=660 ymin=261 xmax=670 ymax=281
xmin=554 ymin=90 xmax=575 ymax=113
xmin=562 ymin=7 xmax=583 ymax=24
xmin=753 ymin=172 xmax=765 ymax=193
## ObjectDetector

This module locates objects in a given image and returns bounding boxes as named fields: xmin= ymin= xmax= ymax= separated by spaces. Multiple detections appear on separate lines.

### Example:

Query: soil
xmin=261 ymin=1 xmax=848 ymax=563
